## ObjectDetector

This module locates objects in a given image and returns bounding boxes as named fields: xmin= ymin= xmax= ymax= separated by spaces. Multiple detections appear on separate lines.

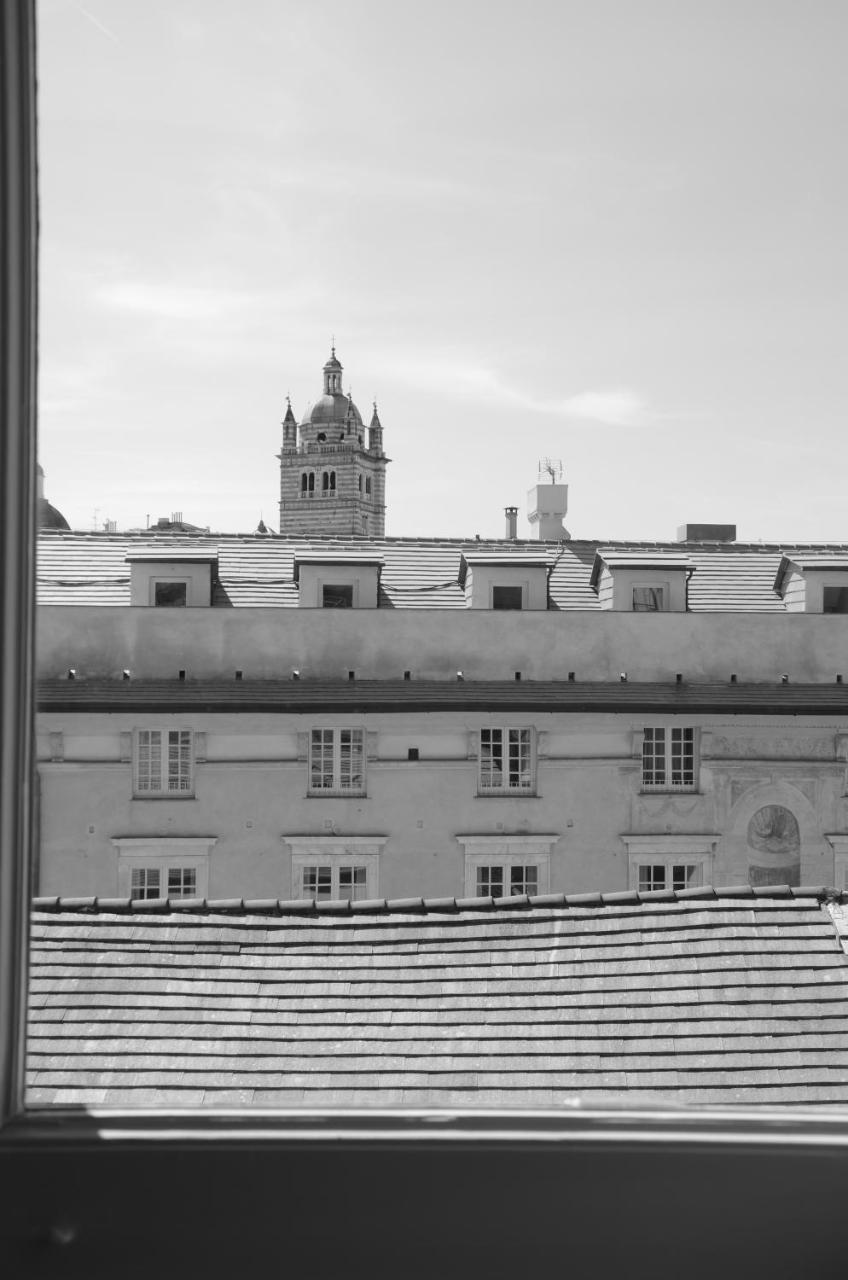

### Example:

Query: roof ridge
xmin=31 ymin=885 xmax=839 ymax=917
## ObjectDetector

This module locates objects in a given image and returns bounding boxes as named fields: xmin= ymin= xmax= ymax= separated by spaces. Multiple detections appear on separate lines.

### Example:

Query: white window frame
xmin=640 ymin=726 xmax=697 ymax=792
xmin=478 ymin=727 xmax=535 ymax=795
xmin=113 ymin=837 xmax=216 ymax=899
xmin=133 ymin=728 xmax=195 ymax=797
xmin=621 ymin=835 xmax=718 ymax=891
xmin=129 ymin=865 xmax=198 ymax=900
xmin=634 ymin=861 xmax=702 ymax=893
xmin=308 ymin=727 xmax=366 ymax=796
xmin=457 ymin=836 xmax=557 ymax=898
xmin=286 ymin=838 xmax=387 ymax=900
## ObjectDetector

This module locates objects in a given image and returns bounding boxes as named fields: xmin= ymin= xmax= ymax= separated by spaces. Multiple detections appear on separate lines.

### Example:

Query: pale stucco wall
xmin=36 ymin=606 xmax=848 ymax=681
xmin=35 ymin=710 xmax=848 ymax=899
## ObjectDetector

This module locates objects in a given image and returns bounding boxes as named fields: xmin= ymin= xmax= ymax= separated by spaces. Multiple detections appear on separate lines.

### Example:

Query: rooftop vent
xmin=677 ymin=523 xmax=736 ymax=543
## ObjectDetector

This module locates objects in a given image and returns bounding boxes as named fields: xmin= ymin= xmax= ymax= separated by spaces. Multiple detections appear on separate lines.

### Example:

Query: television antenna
xmin=538 ymin=458 xmax=563 ymax=483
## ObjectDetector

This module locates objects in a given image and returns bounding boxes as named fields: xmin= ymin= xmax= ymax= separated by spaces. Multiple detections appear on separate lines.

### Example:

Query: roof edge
xmin=31 ymin=884 xmax=838 ymax=917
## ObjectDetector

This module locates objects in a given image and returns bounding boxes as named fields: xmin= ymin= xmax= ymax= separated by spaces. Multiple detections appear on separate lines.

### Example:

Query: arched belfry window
xmin=329 ymin=471 xmax=336 ymax=492
xmin=301 ymin=473 xmax=307 ymax=494
xmin=365 ymin=477 xmax=372 ymax=496
xmin=322 ymin=471 xmax=329 ymax=492
xmin=358 ymin=475 xmax=362 ymax=493
xmin=308 ymin=472 xmax=315 ymax=494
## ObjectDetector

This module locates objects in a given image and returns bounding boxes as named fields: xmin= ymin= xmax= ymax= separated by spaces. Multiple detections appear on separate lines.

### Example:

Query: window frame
xmin=458 ymin=837 xmax=555 ymax=898
xmin=640 ymin=726 xmax=698 ymax=792
xmin=478 ymin=726 xmax=535 ymax=795
xmin=133 ymin=728 xmax=195 ymax=798
xmin=621 ymin=836 xmax=718 ymax=891
xmin=297 ymin=859 xmax=372 ymax=901
xmin=635 ymin=861 xmax=703 ymax=893
xmin=307 ymin=727 xmax=366 ymax=796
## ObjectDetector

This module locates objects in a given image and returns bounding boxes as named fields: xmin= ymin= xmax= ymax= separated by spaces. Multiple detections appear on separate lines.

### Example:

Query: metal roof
xmin=36 ymin=531 xmax=848 ymax=611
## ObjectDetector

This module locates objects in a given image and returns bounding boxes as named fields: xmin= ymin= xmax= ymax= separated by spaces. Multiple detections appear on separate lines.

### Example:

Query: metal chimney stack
xmin=504 ymin=506 xmax=518 ymax=539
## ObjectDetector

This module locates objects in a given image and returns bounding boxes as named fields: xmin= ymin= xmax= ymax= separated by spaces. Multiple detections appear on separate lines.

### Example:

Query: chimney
xmin=677 ymin=523 xmax=736 ymax=543
xmin=504 ymin=506 xmax=518 ymax=539
xmin=527 ymin=482 xmax=570 ymax=541
xmin=171 ymin=511 xmax=183 ymax=524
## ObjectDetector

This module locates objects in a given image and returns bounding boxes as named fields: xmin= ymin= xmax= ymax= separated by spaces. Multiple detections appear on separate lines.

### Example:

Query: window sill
xmin=306 ymin=791 xmax=367 ymax=800
xmin=639 ymin=787 xmax=699 ymax=796
xmin=476 ymin=790 xmax=538 ymax=799
xmin=131 ymin=794 xmax=197 ymax=802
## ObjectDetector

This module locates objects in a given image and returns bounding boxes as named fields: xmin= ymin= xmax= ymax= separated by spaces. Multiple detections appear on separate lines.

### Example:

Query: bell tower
xmin=278 ymin=348 xmax=389 ymax=536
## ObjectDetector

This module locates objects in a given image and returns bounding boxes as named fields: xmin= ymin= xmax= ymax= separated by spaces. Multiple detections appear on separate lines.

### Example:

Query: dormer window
xmin=459 ymin=553 xmax=550 ymax=610
xmin=492 ymin=585 xmax=523 ymax=610
xmin=824 ymin=587 xmax=848 ymax=614
xmin=154 ymin=581 xmax=187 ymax=608
xmin=590 ymin=550 xmax=693 ymax=612
xmin=632 ymin=585 xmax=666 ymax=612
xmin=322 ymin=584 xmax=353 ymax=608
xmin=126 ymin=548 xmax=217 ymax=607
xmin=775 ymin=556 xmax=848 ymax=612
xmin=294 ymin=552 xmax=384 ymax=608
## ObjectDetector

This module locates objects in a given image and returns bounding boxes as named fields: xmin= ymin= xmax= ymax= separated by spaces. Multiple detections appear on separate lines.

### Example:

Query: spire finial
xmin=331 ymin=334 xmax=335 ymax=358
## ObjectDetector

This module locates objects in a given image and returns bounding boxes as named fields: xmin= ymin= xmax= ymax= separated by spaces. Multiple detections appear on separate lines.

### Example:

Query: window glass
xmin=632 ymin=586 xmax=665 ymax=612
xmin=823 ymin=586 xmax=848 ymax=613
xmin=323 ymin=584 xmax=354 ymax=608
xmin=154 ymin=581 xmax=187 ymax=607
xmin=492 ymin=585 xmax=523 ymax=610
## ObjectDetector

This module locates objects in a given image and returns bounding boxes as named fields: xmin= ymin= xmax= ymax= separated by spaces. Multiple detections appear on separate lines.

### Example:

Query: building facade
xmin=36 ymin=526 xmax=848 ymax=902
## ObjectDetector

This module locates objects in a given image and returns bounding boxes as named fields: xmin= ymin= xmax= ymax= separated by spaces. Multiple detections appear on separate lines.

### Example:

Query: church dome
xmin=39 ymin=499 xmax=70 ymax=531
xmin=301 ymin=394 xmax=363 ymax=428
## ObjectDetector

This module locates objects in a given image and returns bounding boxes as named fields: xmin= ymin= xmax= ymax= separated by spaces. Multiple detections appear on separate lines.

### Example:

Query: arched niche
xmin=747 ymin=805 xmax=800 ymax=887
xmin=719 ymin=779 xmax=824 ymax=885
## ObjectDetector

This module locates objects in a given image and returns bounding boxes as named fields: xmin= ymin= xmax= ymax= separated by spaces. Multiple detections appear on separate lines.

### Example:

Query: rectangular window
xmin=338 ymin=866 xmax=367 ymax=901
xmin=642 ymin=727 xmax=696 ymax=791
xmin=322 ymin=583 xmax=354 ymax=608
xmin=167 ymin=867 xmax=197 ymax=898
xmin=154 ymin=581 xmax=187 ymax=607
xmin=476 ymin=864 xmax=540 ymax=898
xmin=632 ymin=586 xmax=666 ymax=612
xmin=309 ymin=729 xmax=365 ymax=795
xmin=637 ymin=863 xmax=700 ymax=892
xmin=302 ymin=865 xmax=333 ymax=898
xmin=301 ymin=864 xmax=369 ymax=900
xmin=135 ymin=729 xmax=193 ymax=796
xmin=492 ymin=585 xmax=523 ymax=610
xmin=823 ymin=586 xmax=848 ymax=614
xmin=130 ymin=867 xmax=161 ymax=900
xmin=479 ymin=728 xmax=533 ymax=793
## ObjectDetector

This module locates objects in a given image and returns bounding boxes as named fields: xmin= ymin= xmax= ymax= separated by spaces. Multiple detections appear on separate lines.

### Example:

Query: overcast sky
xmin=37 ymin=0 xmax=848 ymax=540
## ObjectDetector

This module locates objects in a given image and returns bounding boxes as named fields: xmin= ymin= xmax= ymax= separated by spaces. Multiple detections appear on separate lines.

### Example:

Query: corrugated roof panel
xmin=36 ymin=532 xmax=848 ymax=612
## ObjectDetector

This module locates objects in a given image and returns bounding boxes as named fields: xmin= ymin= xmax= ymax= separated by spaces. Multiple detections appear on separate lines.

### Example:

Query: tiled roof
xmin=36 ymin=531 xmax=848 ymax=611
xmin=36 ymin=677 xmax=848 ymax=714
xmin=27 ymin=888 xmax=848 ymax=1108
